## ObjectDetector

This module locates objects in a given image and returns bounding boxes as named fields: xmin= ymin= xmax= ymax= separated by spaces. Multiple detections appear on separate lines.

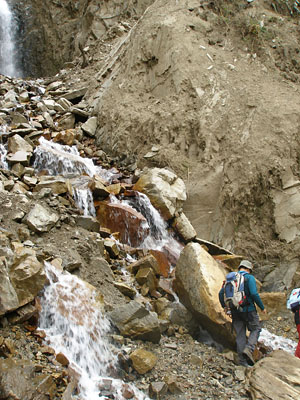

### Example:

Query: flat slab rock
xmin=247 ymin=350 xmax=300 ymax=399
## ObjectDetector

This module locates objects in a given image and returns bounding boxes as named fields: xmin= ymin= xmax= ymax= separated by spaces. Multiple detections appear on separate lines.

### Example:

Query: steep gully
xmin=0 ymin=1 xmax=298 ymax=399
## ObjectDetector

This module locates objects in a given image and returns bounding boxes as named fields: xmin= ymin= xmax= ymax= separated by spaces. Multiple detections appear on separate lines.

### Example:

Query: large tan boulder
xmin=173 ymin=242 xmax=234 ymax=345
xmin=247 ymin=350 xmax=300 ymax=400
xmin=133 ymin=168 xmax=186 ymax=220
xmin=10 ymin=243 xmax=46 ymax=308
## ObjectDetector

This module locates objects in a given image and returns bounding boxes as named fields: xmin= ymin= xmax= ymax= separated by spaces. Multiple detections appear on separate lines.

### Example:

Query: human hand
xmin=262 ymin=309 xmax=267 ymax=315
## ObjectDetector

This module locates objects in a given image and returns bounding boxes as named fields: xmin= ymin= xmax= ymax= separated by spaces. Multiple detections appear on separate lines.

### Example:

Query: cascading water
xmin=0 ymin=143 xmax=7 ymax=169
xmin=0 ymin=0 xmax=17 ymax=77
xmin=39 ymin=262 xmax=150 ymax=400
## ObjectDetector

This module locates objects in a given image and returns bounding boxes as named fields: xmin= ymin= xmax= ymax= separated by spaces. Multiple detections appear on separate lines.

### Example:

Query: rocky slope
xmin=1 ymin=0 xmax=300 ymax=399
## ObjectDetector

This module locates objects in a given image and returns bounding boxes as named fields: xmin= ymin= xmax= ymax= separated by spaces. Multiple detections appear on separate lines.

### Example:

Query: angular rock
xmin=113 ymin=282 xmax=136 ymax=299
xmin=76 ymin=215 xmax=100 ymax=232
xmin=127 ymin=254 xmax=160 ymax=275
xmin=133 ymin=168 xmax=186 ymax=220
xmin=8 ymin=134 xmax=33 ymax=154
xmin=130 ymin=348 xmax=157 ymax=374
xmin=247 ymin=350 xmax=300 ymax=399
xmin=97 ymin=202 xmax=149 ymax=247
xmin=109 ymin=300 xmax=161 ymax=343
xmin=6 ymin=150 xmax=31 ymax=166
xmin=56 ymin=113 xmax=76 ymax=130
xmin=0 ymin=358 xmax=56 ymax=400
xmin=0 ymin=258 xmax=19 ymax=316
xmin=10 ymin=243 xmax=46 ymax=307
xmin=25 ymin=203 xmax=59 ymax=233
xmin=172 ymin=212 xmax=197 ymax=242
xmin=34 ymin=176 xmax=68 ymax=195
xmin=136 ymin=267 xmax=157 ymax=292
xmin=173 ymin=242 xmax=234 ymax=346
xmin=90 ymin=177 xmax=110 ymax=198
xmin=81 ymin=116 xmax=97 ymax=137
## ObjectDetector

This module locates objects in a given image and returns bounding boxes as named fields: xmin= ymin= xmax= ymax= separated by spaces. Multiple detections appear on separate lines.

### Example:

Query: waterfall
xmin=0 ymin=0 xmax=17 ymax=77
xmin=122 ymin=192 xmax=183 ymax=257
xmin=0 ymin=143 xmax=7 ymax=169
xmin=39 ymin=262 xmax=150 ymax=400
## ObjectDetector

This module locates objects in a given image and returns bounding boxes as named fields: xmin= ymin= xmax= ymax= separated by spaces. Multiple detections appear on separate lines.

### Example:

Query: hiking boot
xmin=242 ymin=347 xmax=255 ymax=366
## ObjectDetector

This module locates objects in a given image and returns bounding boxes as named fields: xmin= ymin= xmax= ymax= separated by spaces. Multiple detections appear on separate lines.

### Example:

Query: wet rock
xmin=129 ymin=348 xmax=157 ymax=374
xmin=25 ymin=203 xmax=59 ymax=232
xmin=90 ymin=177 xmax=110 ymax=198
xmin=247 ymin=350 xmax=300 ymax=398
xmin=109 ymin=300 xmax=161 ymax=343
xmin=97 ymin=203 xmax=149 ymax=247
xmin=133 ymin=168 xmax=186 ymax=220
xmin=56 ymin=352 xmax=69 ymax=366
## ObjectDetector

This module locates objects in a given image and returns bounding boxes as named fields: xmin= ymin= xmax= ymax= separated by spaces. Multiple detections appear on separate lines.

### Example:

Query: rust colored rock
xmin=56 ymin=352 xmax=69 ymax=366
xmin=150 ymin=250 xmax=170 ymax=278
xmin=97 ymin=202 xmax=149 ymax=247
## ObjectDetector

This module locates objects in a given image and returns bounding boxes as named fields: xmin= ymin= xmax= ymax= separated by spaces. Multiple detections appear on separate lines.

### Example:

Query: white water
xmin=259 ymin=328 xmax=297 ymax=354
xmin=121 ymin=192 xmax=183 ymax=258
xmin=0 ymin=0 xmax=17 ymax=77
xmin=0 ymin=143 xmax=7 ymax=168
xmin=73 ymin=186 xmax=96 ymax=216
xmin=34 ymin=137 xmax=98 ymax=178
xmin=39 ymin=262 xmax=150 ymax=400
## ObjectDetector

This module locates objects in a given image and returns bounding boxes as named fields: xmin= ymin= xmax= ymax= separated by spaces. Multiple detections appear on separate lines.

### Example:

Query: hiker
xmin=293 ymin=303 xmax=300 ymax=358
xmin=219 ymin=259 xmax=267 ymax=367
xmin=287 ymin=288 xmax=300 ymax=359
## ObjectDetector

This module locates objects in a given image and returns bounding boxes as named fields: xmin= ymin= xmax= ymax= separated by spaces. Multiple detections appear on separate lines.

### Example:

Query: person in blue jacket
xmin=219 ymin=260 xmax=267 ymax=367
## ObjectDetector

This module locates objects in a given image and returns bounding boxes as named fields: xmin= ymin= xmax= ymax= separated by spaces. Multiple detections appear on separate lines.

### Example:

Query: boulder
xmin=8 ymin=134 xmax=33 ymax=154
xmin=0 ymin=258 xmax=19 ymax=316
xmin=247 ymin=350 xmax=300 ymax=399
xmin=97 ymin=202 xmax=149 ymax=247
xmin=109 ymin=300 xmax=161 ymax=343
xmin=34 ymin=176 xmax=68 ymax=195
xmin=172 ymin=212 xmax=197 ymax=242
xmin=133 ymin=168 xmax=186 ymax=220
xmin=6 ymin=151 xmax=31 ymax=166
xmin=25 ymin=203 xmax=59 ymax=233
xmin=10 ymin=243 xmax=46 ymax=308
xmin=173 ymin=242 xmax=234 ymax=346
xmin=127 ymin=254 xmax=160 ymax=275
xmin=129 ymin=348 xmax=157 ymax=374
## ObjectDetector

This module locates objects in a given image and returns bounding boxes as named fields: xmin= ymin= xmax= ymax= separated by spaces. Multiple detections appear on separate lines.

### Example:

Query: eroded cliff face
xmin=9 ymin=0 xmax=154 ymax=77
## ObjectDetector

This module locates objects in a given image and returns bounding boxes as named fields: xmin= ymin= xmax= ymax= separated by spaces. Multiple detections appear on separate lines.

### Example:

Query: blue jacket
xmin=219 ymin=271 xmax=265 ymax=312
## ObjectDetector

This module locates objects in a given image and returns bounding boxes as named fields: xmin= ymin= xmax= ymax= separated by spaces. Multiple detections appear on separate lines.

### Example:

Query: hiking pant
xmin=295 ymin=324 xmax=300 ymax=359
xmin=232 ymin=310 xmax=261 ymax=363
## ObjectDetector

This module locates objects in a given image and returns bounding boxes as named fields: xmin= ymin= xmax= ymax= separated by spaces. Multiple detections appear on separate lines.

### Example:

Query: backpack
xmin=223 ymin=271 xmax=248 ymax=312
xmin=287 ymin=288 xmax=300 ymax=311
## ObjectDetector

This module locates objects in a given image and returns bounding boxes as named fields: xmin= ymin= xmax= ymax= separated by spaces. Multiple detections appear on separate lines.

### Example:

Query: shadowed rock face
xmin=9 ymin=0 xmax=154 ymax=77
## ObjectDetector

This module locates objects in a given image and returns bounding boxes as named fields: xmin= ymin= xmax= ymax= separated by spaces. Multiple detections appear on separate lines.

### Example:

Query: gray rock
xmin=25 ymin=203 xmax=59 ymax=233
xmin=81 ymin=116 xmax=97 ymax=137
xmin=109 ymin=300 xmax=161 ymax=343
